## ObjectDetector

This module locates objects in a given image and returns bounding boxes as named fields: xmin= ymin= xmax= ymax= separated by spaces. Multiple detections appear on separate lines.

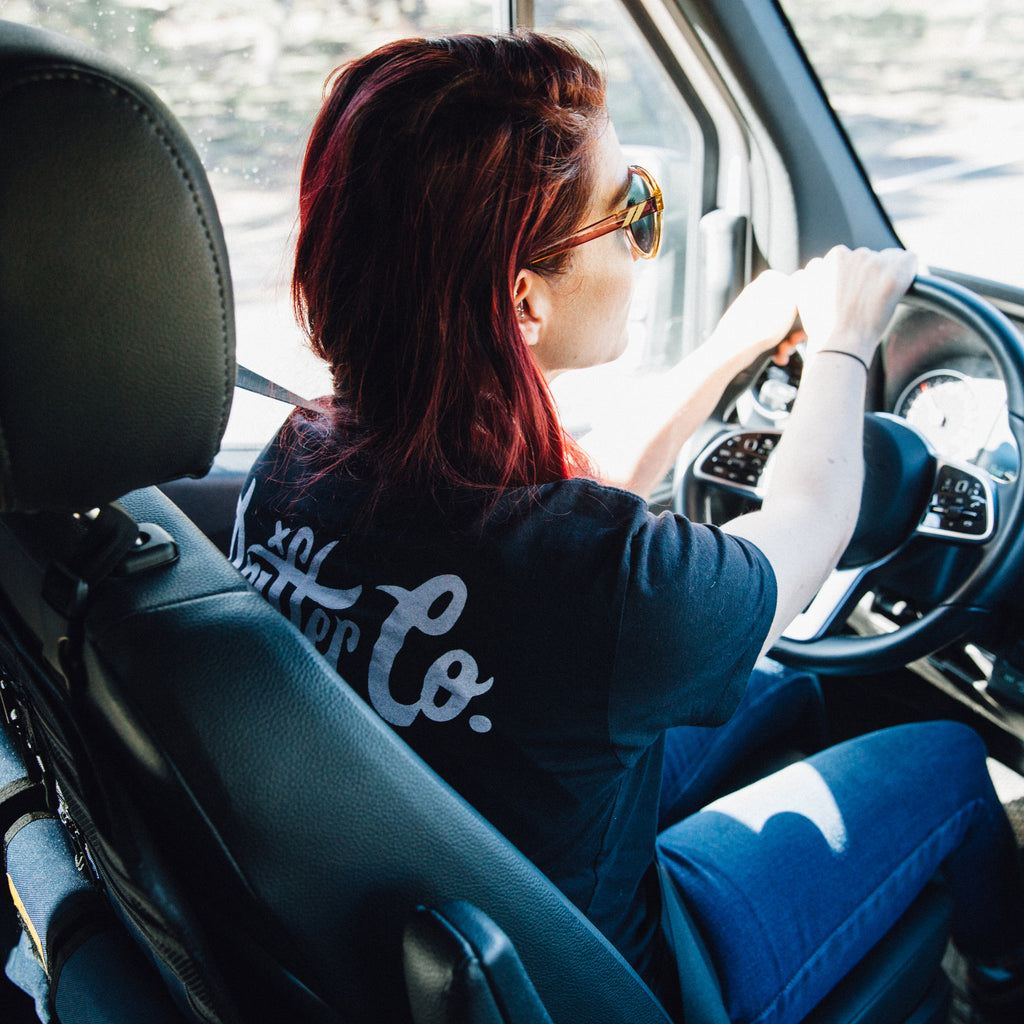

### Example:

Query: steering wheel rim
xmin=686 ymin=274 xmax=1024 ymax=674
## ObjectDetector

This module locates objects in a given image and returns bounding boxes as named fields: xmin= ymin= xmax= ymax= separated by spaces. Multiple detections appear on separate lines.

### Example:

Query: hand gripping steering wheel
xmin=680 ymin=275 xmax=1024 ymax=674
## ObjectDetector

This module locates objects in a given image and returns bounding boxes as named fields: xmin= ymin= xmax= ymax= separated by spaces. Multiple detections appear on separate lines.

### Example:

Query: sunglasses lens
xmin=626 ymin=170 xmax=658 ymax=255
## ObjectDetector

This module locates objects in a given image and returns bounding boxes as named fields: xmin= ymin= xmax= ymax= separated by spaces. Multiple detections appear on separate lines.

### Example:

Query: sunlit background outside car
xmin=785 ymin=0 xmax=1024 ymax=285
xmin=3 ymin=0 xmax=1022 ymax=447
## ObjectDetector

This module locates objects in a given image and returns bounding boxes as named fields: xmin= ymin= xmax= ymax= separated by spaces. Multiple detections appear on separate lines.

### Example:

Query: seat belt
xmin=235 ymin=364 xmax=322 ymax=414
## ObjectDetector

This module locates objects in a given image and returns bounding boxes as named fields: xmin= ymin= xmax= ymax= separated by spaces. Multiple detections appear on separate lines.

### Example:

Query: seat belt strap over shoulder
xmin=235 ymin=364 xmax=322 ymax=414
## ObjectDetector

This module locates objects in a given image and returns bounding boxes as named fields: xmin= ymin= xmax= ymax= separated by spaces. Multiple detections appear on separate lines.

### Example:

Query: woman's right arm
xmin=722 ymin=246 xmax=918 ymax=656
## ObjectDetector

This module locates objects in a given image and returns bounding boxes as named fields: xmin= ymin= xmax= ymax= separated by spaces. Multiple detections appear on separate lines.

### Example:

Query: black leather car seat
xmin=0 ymin=19 xmax=951 ymax=1024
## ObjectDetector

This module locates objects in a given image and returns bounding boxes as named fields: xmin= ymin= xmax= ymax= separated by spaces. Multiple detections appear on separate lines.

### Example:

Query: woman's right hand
xmin=794 ymin=245 xmax=918 ymax=363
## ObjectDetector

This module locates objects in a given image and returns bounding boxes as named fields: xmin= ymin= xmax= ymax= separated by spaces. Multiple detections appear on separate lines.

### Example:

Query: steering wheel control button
xmin=917 ymin=462 xmax=994 ymax=542
xmin=695 ymin=430 xmax=780 ymax=497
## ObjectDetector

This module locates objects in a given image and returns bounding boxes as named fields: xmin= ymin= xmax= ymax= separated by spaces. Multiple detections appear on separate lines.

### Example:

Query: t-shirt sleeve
xmin=608 ymin=508 xmax=776 ymax=758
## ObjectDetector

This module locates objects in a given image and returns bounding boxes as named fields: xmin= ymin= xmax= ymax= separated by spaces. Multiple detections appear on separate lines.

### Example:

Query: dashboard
xmin=736 ymin=303 xmax=1021 ymax=483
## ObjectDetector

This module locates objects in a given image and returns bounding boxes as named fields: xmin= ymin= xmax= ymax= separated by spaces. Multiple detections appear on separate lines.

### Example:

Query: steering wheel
xmin=678 ymin=275 xmax=1024 ymax=674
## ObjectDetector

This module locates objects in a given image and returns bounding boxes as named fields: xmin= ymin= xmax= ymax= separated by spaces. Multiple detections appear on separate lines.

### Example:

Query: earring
xmin=516 ymin=302 xmax=526 ymax=320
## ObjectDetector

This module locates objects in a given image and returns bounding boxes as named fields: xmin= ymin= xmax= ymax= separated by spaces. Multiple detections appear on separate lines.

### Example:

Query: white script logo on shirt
xmin=230 ymin=480 xmax=493 ymax=733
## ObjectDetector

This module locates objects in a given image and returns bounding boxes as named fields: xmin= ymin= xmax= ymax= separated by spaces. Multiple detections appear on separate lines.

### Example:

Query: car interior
xmin=2 ymin=3 xmax=1024 ymax=1023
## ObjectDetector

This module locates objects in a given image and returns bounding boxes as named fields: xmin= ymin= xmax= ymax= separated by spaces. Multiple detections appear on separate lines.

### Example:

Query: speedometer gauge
xmin=895 ymin=371 xmax=980 ymax=462
xmin=894 ymin=369 xmax=1017 ymax=479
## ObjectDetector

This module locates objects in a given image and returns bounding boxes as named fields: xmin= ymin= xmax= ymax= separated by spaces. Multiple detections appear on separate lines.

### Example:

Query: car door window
xmin=528 ymin=0 xmax=704 ymax=450
xmin=782 ymin=0 xmax=1024 ymax=287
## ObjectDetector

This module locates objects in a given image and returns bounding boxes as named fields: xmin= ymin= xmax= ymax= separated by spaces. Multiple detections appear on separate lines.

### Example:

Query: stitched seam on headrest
xmin=2 ymin=68 xmax=234 ymax=446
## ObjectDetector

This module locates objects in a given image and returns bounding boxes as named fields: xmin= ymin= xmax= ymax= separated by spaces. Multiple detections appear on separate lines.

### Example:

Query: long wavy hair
xmin=290 ymin=32 xmax=604 ymax=507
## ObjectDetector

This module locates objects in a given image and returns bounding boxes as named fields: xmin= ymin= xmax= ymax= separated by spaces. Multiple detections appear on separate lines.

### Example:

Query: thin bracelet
xmin=816 ymin=349 xmax=870 ymax=373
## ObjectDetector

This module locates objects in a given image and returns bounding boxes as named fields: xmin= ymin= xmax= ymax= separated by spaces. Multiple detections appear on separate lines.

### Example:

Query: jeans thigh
xmin=659 ymin=659 xmax=824 ymax=829
xmin=657 ymin=721 xmax=1023 ymax=1024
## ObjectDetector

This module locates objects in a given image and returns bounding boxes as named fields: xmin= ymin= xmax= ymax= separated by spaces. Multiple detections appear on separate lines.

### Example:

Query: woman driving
xmin=233 ymin=31 xmax=1024 ymax=1024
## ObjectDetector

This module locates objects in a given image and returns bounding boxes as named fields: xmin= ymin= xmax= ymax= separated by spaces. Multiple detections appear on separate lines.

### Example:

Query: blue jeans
xmin=659 ymin=659 xmax=827 ymax=830
xmin=657 ymin=718 xmax=1024 ymax=1024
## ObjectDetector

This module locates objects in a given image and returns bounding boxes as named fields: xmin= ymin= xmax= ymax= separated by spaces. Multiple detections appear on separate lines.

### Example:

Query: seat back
xmin=0 ymin=20 xmax=672 ymax=1023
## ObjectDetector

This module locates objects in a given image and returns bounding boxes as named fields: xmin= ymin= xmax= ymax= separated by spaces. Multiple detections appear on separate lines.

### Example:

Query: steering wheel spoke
xmin=914 ymin=458 xmax=995 ymax=543
xmin=692 ymin=428 xmax=781 ymax=500
xmin=782 ymin=566 xmax=875 ymax=642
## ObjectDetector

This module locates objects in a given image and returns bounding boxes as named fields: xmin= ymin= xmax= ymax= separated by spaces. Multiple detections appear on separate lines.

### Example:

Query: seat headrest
xmin=0 ymin=20 xmax=235 ymax=514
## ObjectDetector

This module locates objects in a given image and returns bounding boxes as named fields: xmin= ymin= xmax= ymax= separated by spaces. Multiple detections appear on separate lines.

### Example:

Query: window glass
xmin=532 ymin=0 xmax=703 ymax=441
xmin=2 ymin=0 xmax=703 ymax=455
xmin=783 ymin=0 xmax=1024 ymax=287
xmin=1 ymin=0 xmax=494 ymax=446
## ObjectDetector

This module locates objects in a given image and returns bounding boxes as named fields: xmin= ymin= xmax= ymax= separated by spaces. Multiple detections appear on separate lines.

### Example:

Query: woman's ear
xmin=513 ymin=269 xmax=544 ymax=349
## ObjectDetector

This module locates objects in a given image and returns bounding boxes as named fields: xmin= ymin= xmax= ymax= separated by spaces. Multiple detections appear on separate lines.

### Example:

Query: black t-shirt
xmin=232 ymin=412 xmax=776 ymax=987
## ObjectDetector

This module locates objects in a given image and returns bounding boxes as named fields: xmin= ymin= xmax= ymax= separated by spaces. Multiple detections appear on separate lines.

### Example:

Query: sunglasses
xmin=530 ymin=165 xmax=664 ymax=265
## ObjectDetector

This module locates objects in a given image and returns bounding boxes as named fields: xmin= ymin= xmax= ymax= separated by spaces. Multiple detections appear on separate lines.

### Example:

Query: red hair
xmin=291 ymin=32 xmax=604 ymax=505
